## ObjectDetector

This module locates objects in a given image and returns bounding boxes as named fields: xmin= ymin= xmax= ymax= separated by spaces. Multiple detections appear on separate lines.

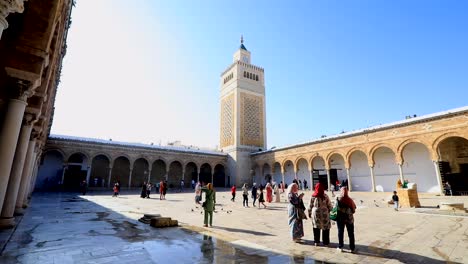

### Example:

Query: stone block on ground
xmin=150 ymin=217 xmax=178 ymax=228
xmin=397 ymin=188 xmax=421 ymax=208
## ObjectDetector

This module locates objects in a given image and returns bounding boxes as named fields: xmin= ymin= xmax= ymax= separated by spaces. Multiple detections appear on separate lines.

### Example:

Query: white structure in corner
xmin=219 ymin=36 xmax=267 ymax=186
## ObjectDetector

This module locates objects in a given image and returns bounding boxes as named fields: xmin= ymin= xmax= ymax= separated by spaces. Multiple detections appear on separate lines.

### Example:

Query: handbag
xmin=330 ymin=199 xmax=338 ymax=221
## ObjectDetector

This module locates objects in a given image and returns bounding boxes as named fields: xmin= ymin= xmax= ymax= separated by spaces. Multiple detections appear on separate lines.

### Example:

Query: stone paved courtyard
xmin=1 ymin=189 xmax=468 ymax=264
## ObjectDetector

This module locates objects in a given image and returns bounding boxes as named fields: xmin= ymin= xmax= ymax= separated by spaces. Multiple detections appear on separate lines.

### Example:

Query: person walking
xmin=191 ymin=179 xmax=195 ymax=189
xmin=251 ymin=183 xmax=258 ymax=207
xmin=336 ymin=187 xmax=357 ymax=253
xmin=80 ymin=180 xmax=87 ymax=195
xmin=231 ymin=185 xmax=236 ymax=202
xmin=162 ymin=180 xmax=168 ymax=199
xmin=159 ymin=180 xmax=164 ymax=200
xmin=308 ymin=183 xmax=332 ymax=246
xmin=304 ymin=179 xmax=308 ymax=190
xmin=274 ymin=183 xmax=281 ymax=202
xmin=392 ymin=191 xmax=399 ymax=211
xmin=287 ymin=183 xmax=305 ymax=242
xmin=140 ymin=182 xmax=147 ymax=198
xmin=195 ymin=181 xmax=202 ymax=204
xmin=266 ymin=183 xmax=273 ymax=203
xmin=146 ymin=182 xmax=152 ymax=198
xmin=112 ymin=183 xmax=119 ymax=197
xmin=299 ymin=180 xmax=303 ymax=190
xmin=280 ymin=181 xmax=285 ymax=193
xmin=242 ymin=183 xmax=249 ymax=207
xmin=258 ymin=187 xmax=267 ymax=208
xmin=201 ymin=183 xmax=216 ymax=227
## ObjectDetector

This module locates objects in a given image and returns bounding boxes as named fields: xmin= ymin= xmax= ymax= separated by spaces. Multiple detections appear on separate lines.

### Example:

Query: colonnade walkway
xmin=1 ymin=190 xmax=467 ymax=263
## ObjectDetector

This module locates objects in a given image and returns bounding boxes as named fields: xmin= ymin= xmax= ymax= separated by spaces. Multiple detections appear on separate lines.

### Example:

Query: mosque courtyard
xmin=0 ymin=189 xmax=467 ymax=264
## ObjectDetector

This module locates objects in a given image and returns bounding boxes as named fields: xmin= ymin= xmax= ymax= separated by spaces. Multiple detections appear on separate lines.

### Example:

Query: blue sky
xmin=51 ymin=0 xmax=468 ymax=148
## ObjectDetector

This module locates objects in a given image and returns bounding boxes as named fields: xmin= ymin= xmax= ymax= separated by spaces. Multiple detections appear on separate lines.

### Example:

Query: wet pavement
xmin=0 ymin=193 xmax=325 ymax=264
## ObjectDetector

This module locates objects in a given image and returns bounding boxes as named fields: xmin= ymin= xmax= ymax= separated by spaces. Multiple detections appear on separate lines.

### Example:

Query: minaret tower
xmin=219 ymin=36 xmax=266 ymax=186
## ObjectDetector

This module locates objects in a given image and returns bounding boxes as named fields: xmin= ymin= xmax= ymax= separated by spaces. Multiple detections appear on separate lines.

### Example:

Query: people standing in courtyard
xmin=288 ymin=183 xmax=304 ymax=242
xmin=308 ymin=183 xmax=332 ymax=246
xmin=80 ymin=180 xmax=87 ymax=195
xmin=336 ymin=187 xmax=356 ymax=253
xmin=231 ymin=185 xmax=236 ymax=202
xmin=299 ymin=180 xmax=303 ymax=190
xmin=191 ymin=179 xmax=195 ymax=189
xmin=444 ymin=182 xmax=453 ymax=196
xmin=392 ymin=191 xmax=399 ymax=211
xmin=274 ymin=183 xmax=281 ymax=202
xmin=162 ymin=180 xmax=168 ymax=199
xmin=304 ymin=179 xmax=308 ymax=190
xmin=258 ymin=187 xmax=267 ymax=208
xmin=146 ymin=182 xmax=152 ymax=198
xmin=112 ymin=183 xmax=119 ymax=197
xmin=140 ymin=182 xmax=147 ymax=198
xmin=280 ymin=181 xmax=285 ymax=193
xmin=242 ymin=183 xmax=249 ymax=207
xmin=251 ymin=183 xmax=258 ymax=207
xmin=159 ymin=180 xmax=164 ymax=200
xmin=266 ymin=183 xmax=273 ymax=203
xmin=201 ymin=183 xmax=216 ymax=227
xmin=195 ymin=181 xmax=202 ymax=204
xmin=180 ymin=179 xmax=184 ymax=192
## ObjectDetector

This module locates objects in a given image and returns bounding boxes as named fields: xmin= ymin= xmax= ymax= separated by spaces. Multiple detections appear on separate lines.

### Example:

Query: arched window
xmin=249 ymin=72 xmax=252 ymax=79
xmin=244 ymin=71 xmax=247 ymax=77
xmin=256 ymin=75 xmax=259 ymax=81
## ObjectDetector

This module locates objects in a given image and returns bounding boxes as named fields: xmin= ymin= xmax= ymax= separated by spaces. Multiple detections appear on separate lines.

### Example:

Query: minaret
xmin=219 ymin=36 xmax=266 ymax=186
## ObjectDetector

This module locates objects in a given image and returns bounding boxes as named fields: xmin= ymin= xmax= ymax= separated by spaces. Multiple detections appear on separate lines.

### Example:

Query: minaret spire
xmin=241 ymin=34 xmax=244 ymax=44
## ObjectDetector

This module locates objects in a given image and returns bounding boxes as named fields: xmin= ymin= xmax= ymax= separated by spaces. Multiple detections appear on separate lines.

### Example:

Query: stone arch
xmin=369 ymin=143 xmax=397 ymax=165
xmin=373 ymin=146 xmax=399 ymax=192
xmin=345 ymin=147 xmax=368 ymax=167
xmin=168 ymin=161 xmax=183 ymax=188
xmin=64 ymin=152 xmax=89 ymax=191
xmin=272 ymin=161 xmax=282 ymax=184
xmin=348 ymin=150 xmax=371 ymax=191
xmin=296 ymin=157 xmax=309 ymax=189
xmin=42 ymin=148 xmax=66 ymax=160
xmin=111 ymin=156 xmax=131 ymax=187
xmin=184 ymin=162 xmax=198 ymax=186
xmin=397 ymin=138 xmax=431 ymax=163
xmin=36 ymin=149 xmax=64 ymax=191
xmin=432 ymin=132 xmax=468 ymax=160
xmin=90 ymin=154 xmax=111 ymax=187
xmin=66 ymin=152 xmax=89 ymax=164
xmin=436 ymin=135 xmax=468 ymax=194
xmin=199 ymin=163 xmax=212 ymax=185
xmin=311 ymin=155 xmax=327 ymax=189
xmin=213 ymin=164 xmax=226 ymax=187
xmin=310 ymin=155 xmax=326 ymax=170
xmin=326 ymin=151 xmax=345 ymax=168
xmin=294 ymin=156 xmax=309 ymax=171
xmin=150 ymin=159 xmax=167 ymax=183
xmin=283 ymin=160 xmax=295 ymax=184
xmin=131 ymin=158 xmax=150 ymax=188
xmin=262 ymin=163 xmax=272 ymax=184
xmin=401 ymin=142 xmax=439 ymax=192
xmin=91 ymin=153 xmax=112 ymax=165
xmin=112 ymin=154 xmax=132 ymax=167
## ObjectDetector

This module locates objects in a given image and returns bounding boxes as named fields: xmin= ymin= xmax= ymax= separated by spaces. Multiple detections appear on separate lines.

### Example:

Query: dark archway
xmin=185 ymin=162 xmax=197 ymax=187
xmin=437 ymin=136 xmax=468 ymax=195
xmin=64 ymin=153 xmax=88 ymax=191
xmin=150 ymin=159 xmax=166 ymax=183
xmin=111 ymin=156 xmax=130 ymax=187
xmin=213 ymin=164 xmax=226 ymax=187
xmin=90 ymin=155 xmax=110 ymax=187
xmin=200 ymin=163 xmax=212 ymax=185
xmin=168 ymin=161 xmax=183 ymax=188
xmin=132 ymin=158 xmax=149 ymax=188
xmin=36 ymin=150 xmax=64 ymax=191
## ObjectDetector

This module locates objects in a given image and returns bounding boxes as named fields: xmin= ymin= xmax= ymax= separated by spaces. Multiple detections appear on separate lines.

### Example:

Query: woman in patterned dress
xmin=307 ymin=183 xmax=332 ymax=246
xmin=287 ymin=183 xmax=304 ymax=242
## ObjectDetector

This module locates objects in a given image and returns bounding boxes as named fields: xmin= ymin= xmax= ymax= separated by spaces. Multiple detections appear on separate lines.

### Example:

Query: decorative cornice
xmin=0 ymin=0 xmax=26 ymax=28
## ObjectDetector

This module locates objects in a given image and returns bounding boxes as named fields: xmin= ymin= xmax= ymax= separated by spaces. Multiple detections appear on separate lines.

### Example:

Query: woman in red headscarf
xmin=336 ymin=187 xmax=357 ymax=253
xmin=307 ymin=183 xmax=332 ymax=246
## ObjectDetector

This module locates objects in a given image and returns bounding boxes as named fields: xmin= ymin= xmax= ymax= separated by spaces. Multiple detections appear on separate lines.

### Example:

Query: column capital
xmin=0 ymin=0 xmax=26 ymax=28
xmin=5 ymin=76 xmax=35 ymax=102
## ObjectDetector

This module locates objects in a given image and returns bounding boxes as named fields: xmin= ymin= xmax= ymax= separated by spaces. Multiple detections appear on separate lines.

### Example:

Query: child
xmin=231 ymin=185 xmax=236 ymax=202
xmin=258 ymin=187 xmax=267 ymax=208
xmin=392 ymin=191 xmax=399 ymax=211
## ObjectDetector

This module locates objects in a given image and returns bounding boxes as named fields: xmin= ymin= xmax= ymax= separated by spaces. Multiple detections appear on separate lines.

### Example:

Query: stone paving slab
xmin=1 ymin=190 xmax=468 ymax=263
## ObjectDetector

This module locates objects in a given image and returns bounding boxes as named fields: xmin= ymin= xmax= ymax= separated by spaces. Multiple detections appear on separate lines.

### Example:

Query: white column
xmin=211 ymin=167 xmax=214 ymax=184
xmin=0 ymin=119 xmax=33 ymax=228
xmin=346 ymin=168 xmax=352 ymax=192
xmin=309 ymin=170 xmax=313 ymax=191
xmin=85 ymin=166 xmax=92 ymax=185
xmin=294 ymin=170 xmax=298 ymax=180
xmin=398 ymin=164 xmax=404 ymax=183
xmin=369 ymin=166 xmax=376 ymax=192
xmin=326 ymin=169 xmax=331 ymax=191
xmin=107 ymin=167 xmax=112 ymax=188
xmin=281 ymin=171 xmax=285 ymax=186
xmin=0 ymin=0 xmax=26 ymax=40
xmin=128 ymin=168 xmax=133 ymax=188
xmin=147 ymin=169 xmax=152 ymax=183
xmin=197 ymin=167 xmax=200 ymax=182
xmin=433 ymin=161 xmax=444 ymax=195
xmin=27 ymin=158 xmax=40 ymax=198
xmin=61 ymin=165 xmax=68 ymax=185
xmin=18 ymin=146 xmax=36 ymax=209
xmin=0 ymin=99 xmax=27 ymax=214
xmin=15 ymin=138 xmax=36 ymax=214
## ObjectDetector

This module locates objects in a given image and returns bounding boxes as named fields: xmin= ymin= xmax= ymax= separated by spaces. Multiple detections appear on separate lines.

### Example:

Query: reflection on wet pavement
xmin=0 ymin=193 xmax=325 ymax=264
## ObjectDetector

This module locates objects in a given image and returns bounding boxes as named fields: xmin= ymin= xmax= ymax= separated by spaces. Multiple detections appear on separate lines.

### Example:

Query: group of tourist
xmin=140 ymin=182 xmax=153 ymax=198
xmin=288 ymin=182 xmax=356 ymax=253
xmin=233 ymin=182 xmax=283 ymax=208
